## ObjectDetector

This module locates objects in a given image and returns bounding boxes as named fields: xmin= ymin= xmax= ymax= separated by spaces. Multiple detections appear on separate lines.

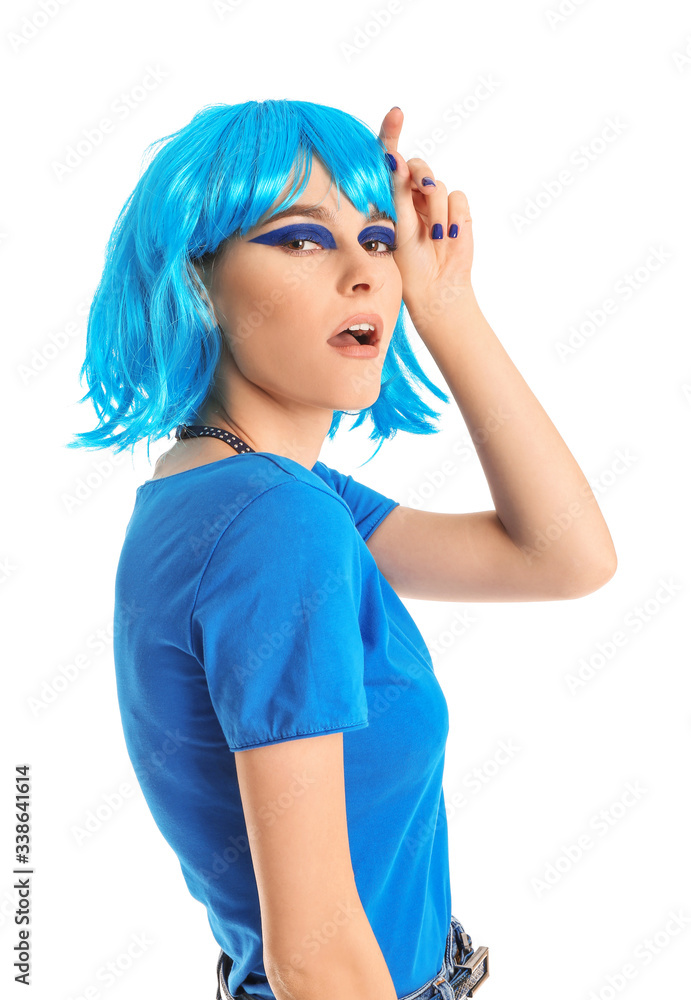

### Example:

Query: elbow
xmin=563 ymin=553 xmax=618 ymax=599
xmin=265 ymin=957 xmax=395 ymax=1000
xmin=264 ymin=910 xmax=398 ymax=1000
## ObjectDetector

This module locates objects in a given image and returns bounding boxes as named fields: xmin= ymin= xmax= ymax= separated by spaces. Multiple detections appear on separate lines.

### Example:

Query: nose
xmin=337 ymin=245 xmax=387 ymax=294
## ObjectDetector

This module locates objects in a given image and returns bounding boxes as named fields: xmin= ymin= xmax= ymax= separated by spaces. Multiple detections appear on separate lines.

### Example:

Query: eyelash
xmin=279 ymin=237 xmax=398 ymax=257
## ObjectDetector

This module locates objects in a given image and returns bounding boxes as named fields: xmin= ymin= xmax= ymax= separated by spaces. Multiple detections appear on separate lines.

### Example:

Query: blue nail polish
xmin=431 ymin=223 xmax=443 ymax=240
xmin=449 ymin=223 xmax=458 ymax=238
xmin=385 ymin=152 xmax=397 ymax=171
xmin=422 ymin=177 xmax=436 ymax=187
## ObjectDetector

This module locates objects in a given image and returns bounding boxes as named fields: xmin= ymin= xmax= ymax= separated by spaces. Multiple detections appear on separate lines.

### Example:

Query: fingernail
xmin=391 ymin=106 xmax=401 ymax=110
xmin=431 ymin=223 xmax=443 ymax=240
xmin=422 ymin=177 xmax=436 ymax=187
xmin=385 ymin=152 xmax=397 ymax=171
xmin=449 ymin=223 xmax=458 ymax=238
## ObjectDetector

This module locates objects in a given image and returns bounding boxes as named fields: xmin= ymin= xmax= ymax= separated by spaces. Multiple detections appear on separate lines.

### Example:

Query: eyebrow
xmin=258 ymin=204 xmax=395 ymax=228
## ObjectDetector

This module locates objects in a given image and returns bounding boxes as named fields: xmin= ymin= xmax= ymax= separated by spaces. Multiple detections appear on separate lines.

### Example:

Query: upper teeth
xmin=346 ymin=323 xmax=375 ymax=332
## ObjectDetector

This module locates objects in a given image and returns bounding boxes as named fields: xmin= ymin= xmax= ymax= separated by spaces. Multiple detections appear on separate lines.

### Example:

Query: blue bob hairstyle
xmin=66 ymin=99 xmax=450 ymax=465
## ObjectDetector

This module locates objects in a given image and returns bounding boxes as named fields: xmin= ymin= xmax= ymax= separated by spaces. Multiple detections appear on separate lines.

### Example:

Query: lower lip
xmin=328 ymin=341 xmax=380 ymax=359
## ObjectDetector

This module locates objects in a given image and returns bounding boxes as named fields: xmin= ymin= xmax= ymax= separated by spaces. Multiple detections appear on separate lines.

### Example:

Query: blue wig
xmin=66 ymin=99 xmax=450 ymax=466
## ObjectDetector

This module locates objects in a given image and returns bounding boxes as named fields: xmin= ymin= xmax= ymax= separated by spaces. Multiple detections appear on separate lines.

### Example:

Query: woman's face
xmin=194 ymin=157 xmax=402 ymax=416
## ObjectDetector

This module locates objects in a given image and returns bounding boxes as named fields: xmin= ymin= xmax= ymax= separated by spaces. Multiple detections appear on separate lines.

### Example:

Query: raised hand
xmin=378 ymin=107 xmax=474 ymax=317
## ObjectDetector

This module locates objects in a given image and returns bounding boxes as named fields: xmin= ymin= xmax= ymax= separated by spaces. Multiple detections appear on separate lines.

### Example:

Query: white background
xmin=3 ymin=0 xmax=690 ymax=997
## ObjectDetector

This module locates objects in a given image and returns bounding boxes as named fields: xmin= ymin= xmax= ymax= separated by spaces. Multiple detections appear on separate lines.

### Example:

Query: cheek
xmin=224 ymin=290 xmax=309 ymax=377
xmin=232 ymin=256 xmax=324 ymax=328
xmin=388 ymin=266 xmax=403 ymax=302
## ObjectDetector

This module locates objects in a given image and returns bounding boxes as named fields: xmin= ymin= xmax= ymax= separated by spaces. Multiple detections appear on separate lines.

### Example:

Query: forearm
xmin=407 ymin=284 xmax=617 ymax=579
xmin=265 ymin=902 xmax=397 ymax=1000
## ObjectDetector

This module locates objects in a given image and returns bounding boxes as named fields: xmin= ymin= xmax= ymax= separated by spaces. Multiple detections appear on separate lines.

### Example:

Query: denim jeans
xmin=216 ymin=913 xmax=488 ymax=1000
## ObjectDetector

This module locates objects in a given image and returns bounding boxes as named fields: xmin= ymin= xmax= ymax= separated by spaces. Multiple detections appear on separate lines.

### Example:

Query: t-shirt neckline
xmin=136 ymin=451 xmax=318 ymax=492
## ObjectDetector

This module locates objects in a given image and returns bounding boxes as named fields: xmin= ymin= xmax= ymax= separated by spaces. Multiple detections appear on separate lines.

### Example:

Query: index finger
xmin=378 ymin=106 xmax=403 ymax=155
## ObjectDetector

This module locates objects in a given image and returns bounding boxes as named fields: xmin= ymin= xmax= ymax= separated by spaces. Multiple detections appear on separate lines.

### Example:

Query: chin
xmin=296 ymin=371 xmax=383 ymax=414
xmin=334 ymin=401 xmax=380 ymax=417
xmin=325 ymin=379 xmax=384 ymax=410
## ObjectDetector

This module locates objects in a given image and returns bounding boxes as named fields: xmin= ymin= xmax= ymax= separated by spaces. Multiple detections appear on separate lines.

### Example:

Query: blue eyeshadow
xmin=248 ymin=222 xmax=396 ymax=249
xmin=249 ymin=224 xmax=337 ymax=248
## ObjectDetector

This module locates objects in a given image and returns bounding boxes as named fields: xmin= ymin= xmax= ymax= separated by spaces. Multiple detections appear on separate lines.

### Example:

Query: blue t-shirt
xmin=113 ymin=452 xmax=451 ymax=998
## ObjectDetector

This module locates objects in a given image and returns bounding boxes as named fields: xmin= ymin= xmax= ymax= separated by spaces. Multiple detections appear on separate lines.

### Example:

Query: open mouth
xmin=327 ymin=316 xmax=382 ymax=349
xmin=331 ymin=329 xmax=374 ymax=346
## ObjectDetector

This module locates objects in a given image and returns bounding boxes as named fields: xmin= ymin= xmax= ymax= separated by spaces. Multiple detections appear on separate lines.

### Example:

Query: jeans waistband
xmin=397 ymin=914 xmax=487 ymax=1000
xmin=216 ymin=913 xmax=489 ymax=1000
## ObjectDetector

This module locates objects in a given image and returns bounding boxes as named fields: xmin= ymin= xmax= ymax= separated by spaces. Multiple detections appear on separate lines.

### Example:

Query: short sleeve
xmin=190 ymin=480 xmax=370 ymax=751
xmin=312 ymin=462 xmax=399 ymax=542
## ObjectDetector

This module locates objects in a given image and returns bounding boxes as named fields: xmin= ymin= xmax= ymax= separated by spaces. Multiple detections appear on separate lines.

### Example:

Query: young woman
xmin=67 ymin=99 xmax=617 ymax=1000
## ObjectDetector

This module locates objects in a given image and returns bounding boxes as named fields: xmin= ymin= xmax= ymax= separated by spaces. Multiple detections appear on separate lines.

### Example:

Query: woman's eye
xmin=363 ymin=239 xmax=397 ymax=255
xmin=282 ymin=238 xmax=321 ymax=253
xmin=279 ymin=236 xmax=397 ymax=256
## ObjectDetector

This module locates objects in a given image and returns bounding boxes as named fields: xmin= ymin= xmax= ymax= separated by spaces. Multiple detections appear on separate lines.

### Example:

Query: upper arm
xmin=366 ymin=504 xmax=616 ymax=603
xmin=235 ymin=733 xmax=372 ymax=983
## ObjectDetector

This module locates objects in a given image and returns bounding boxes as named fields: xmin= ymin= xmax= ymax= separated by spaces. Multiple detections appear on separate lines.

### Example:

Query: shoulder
xmin=242 ymin=457 xmax=354 ymax=523
xmin=193 ymin=470 xmax=362 ymax=612
xmin=232 ymin=474 xmax=355 ymax=546
xmin=197 ymin=457 xmax=357 ymax=559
